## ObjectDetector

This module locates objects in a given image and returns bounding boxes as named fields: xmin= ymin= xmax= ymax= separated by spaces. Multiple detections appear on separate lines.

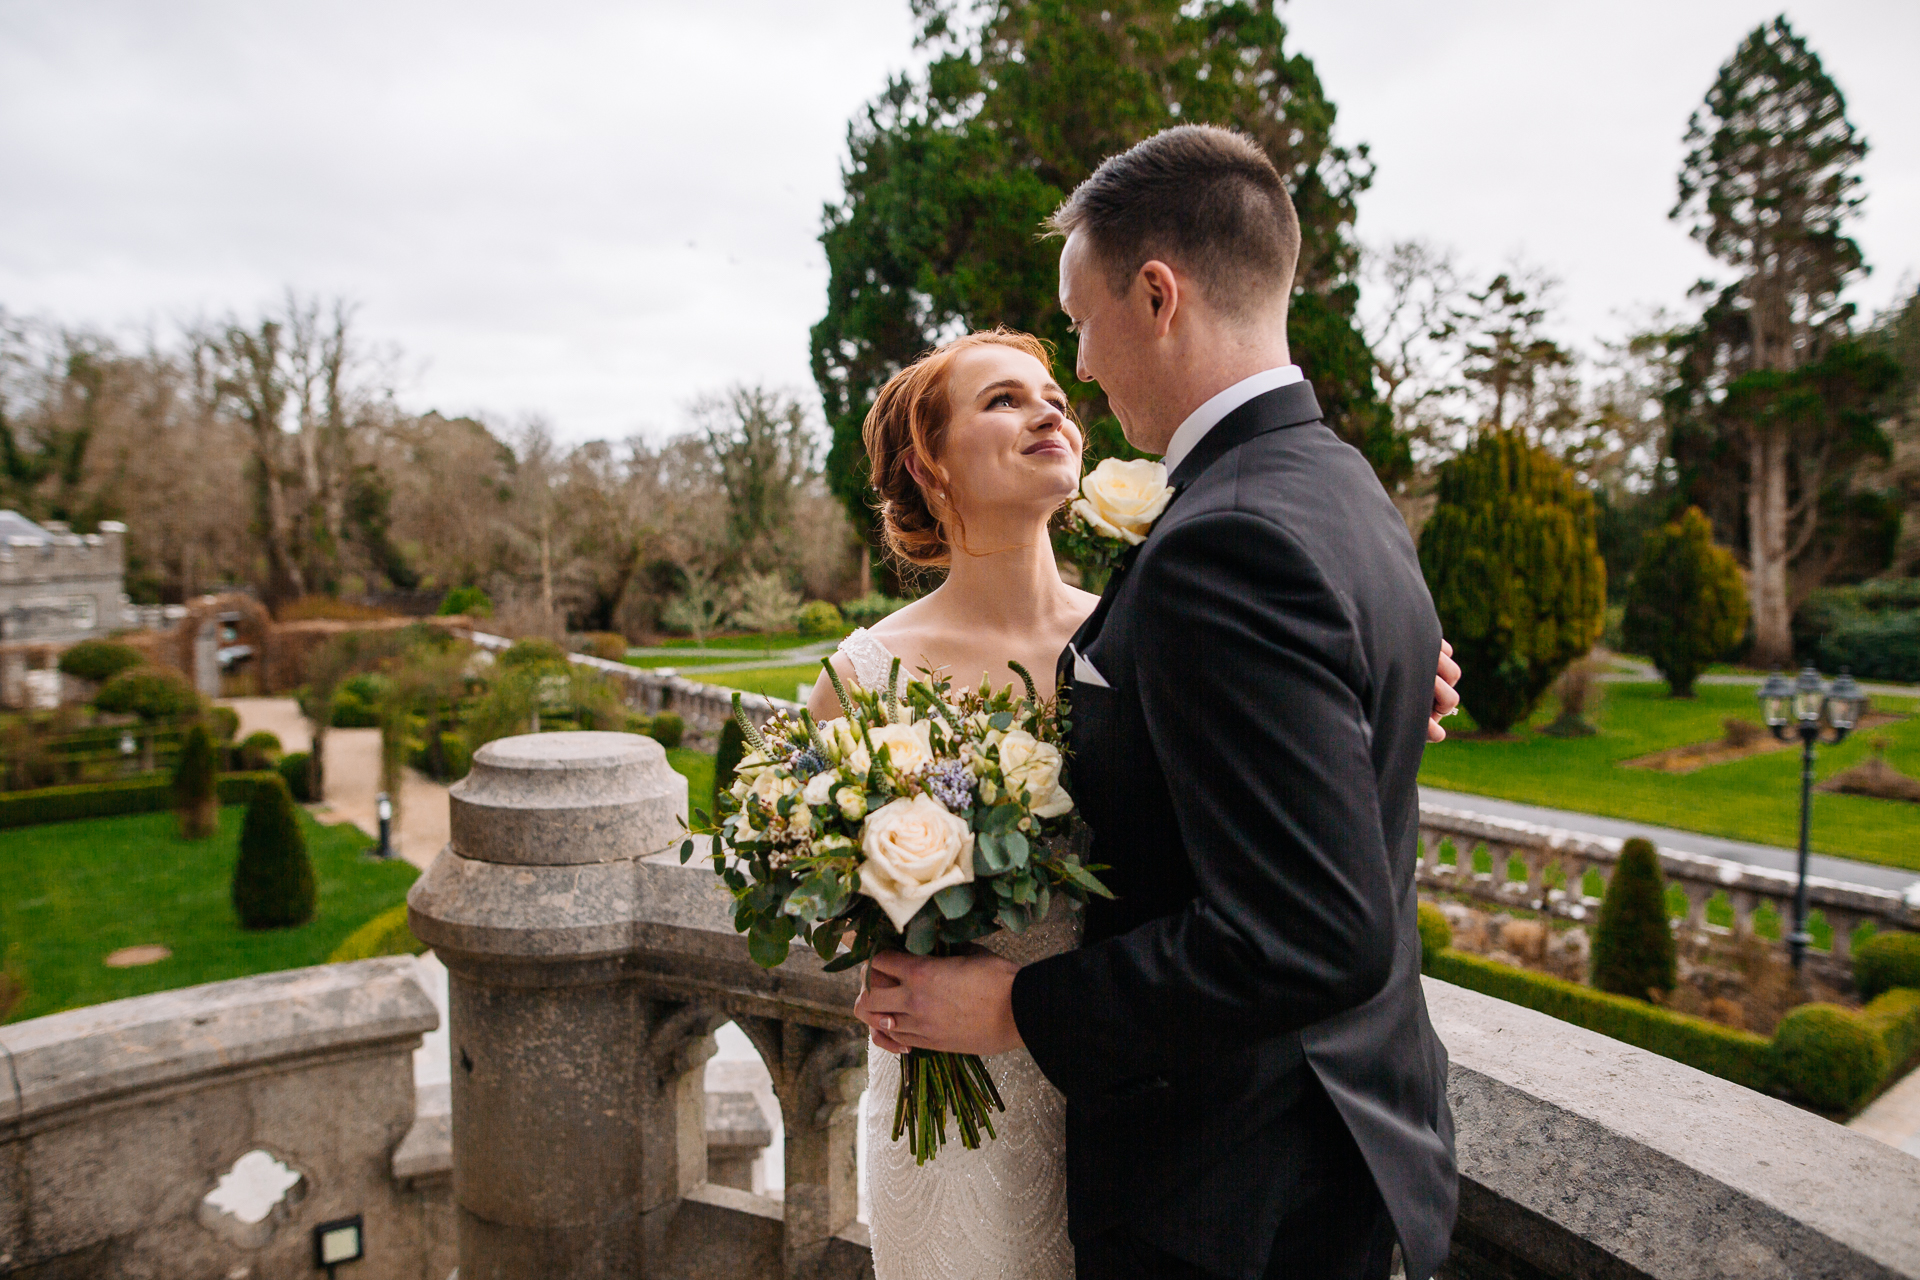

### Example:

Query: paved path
xmin=1419 ymin=786 xmax=1920 ymax=896
xmin=1852 ymin=1064 xmax=1920 ymax=1160
xmin=222 ymin=698 xmax=449 ymax=872
xmin=1599 ymin=660 xmax=1919 ymax=700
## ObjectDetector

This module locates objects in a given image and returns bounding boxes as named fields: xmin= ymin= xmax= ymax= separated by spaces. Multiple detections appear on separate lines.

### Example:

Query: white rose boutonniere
xmin=857 ymin=794 xmax=976 ymax=930
xmin=1072 ymin=458 xmax=1173 ymax=545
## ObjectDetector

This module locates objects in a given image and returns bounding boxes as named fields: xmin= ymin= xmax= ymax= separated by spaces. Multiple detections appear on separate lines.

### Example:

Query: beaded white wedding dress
xmin=835 ymin=628 xmax=1078 ymax=1280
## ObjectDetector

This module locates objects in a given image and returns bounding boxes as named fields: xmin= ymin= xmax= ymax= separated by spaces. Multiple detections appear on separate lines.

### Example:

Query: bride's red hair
xmin=863 ymin=327 xmax=1068 ymax=568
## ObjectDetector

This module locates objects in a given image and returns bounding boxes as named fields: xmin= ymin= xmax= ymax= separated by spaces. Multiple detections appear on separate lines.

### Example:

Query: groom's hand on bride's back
xmin=856 ymin=950 xmax=1025 ymax=1057
xmin=1429 ymin=639 xmax=1461 ymax=743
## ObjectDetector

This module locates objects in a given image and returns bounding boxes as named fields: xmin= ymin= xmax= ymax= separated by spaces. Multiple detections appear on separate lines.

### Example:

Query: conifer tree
xmin=1623 ymin=507 xmax=1749 ymax=697
xmin=1419 ymin=431 xmax=1606 ymax=734
xmin=232 ymin=775 xmax=316 ymax=930
xmin=1591 ymin=837 xmax=1677 ymax=1001
xmin=172 ymin=722 xmax=219 ymax=840
xmin=1669 ymin=17 xmax=1876 ymax=664
xmin=812 ymin=0 xmax=1402 ymax=581
xmin=712 ymin=715 xmax=746 ymax=819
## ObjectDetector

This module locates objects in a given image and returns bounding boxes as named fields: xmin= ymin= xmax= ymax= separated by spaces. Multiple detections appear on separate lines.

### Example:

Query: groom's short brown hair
xmin=1046 ymin=125 xmax=1300 ymax=319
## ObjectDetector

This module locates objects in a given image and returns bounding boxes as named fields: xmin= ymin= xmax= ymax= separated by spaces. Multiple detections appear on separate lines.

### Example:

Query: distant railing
xmin=1417 ymin=804 xmax=1920 ymax=982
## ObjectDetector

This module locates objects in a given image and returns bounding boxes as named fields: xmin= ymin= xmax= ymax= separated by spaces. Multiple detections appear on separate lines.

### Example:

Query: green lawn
xmin=641 ymin=629 xmax=847 ymax=653
xmin=623 ymin=653 xmax=754 ymax=669
xmin=667 ymin=748 xmax=716 ymax=817
xmin=2 ymin=807 xmax=418 ymax=1024
xmin=1421 ymin=682 xmax=1920 ymax=872
xmin=699 ymin=665 xmax=824 ymax=700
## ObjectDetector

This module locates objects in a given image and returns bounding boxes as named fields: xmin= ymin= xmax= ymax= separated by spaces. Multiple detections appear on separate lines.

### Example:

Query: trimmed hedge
xmin=0 ymin=771 xmax=278 ymax=828
xmin=1427 ymin=949 xmax=1777 ymax=1093
xmin=1772 ymin=1004 xmax=1888 ymax=1112
xmin=648 ymin=712 xmax=685 ymax=750
xmin=1854 ymin=932 xmax=1920 ymax=1000
xmin=1417 ymin=901 xmax=1452 ymax=968
xmin=329 ymin=903 xmax=426 ymax=963
xmin=1861 ymin=988 xmax=1920 ymax=1072
xmin=57 ymin=639 xmax=145 ymax=683
xmin=278 ymin=752 xmax=315 ymax=803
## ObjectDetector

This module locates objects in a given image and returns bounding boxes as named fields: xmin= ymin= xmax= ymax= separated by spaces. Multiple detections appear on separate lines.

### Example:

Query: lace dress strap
xmin=835 ymin=627 xmax=899 ymax=693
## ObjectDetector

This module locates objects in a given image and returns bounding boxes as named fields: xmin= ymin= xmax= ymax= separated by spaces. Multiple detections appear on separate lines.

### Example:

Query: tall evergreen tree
xmin=1419 ymin=431 xmax=1607 ymax=735
xmin=172 ymin=722 xmax=218 ymax=840
xmin=1668 ymin=16 xmax=1876 ymax=664
xmin=811 ymin=0 xmax=1400 ymax=582
xmin=1623 ymin=506 xmax=1749 ymax=697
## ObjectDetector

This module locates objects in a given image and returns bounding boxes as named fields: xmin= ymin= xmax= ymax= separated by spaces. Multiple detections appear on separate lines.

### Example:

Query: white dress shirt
xmin=1159 ymin=364 xmax=1304 ymax=475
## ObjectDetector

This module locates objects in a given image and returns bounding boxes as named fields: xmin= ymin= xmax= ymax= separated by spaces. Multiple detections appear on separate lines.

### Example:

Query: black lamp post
xmin=1758 ymin=665 xmax=1863 ymax=971
xmin=375 ymin=792 xmax=393 ymax=860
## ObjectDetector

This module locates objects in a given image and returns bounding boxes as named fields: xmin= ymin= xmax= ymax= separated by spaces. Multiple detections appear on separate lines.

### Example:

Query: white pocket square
xmin=1070 ymin=644 xmax=1111 ymax=689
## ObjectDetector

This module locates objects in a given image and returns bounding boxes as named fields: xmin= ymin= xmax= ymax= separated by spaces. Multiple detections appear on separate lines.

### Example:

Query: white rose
xmin=803 ymin=771 xmax=839 ymax=807
xmin=1074 ymin=457 xmax=1172 ymax=545
xmin=867 ymin=720 xmax=935 ymax=776
xmin=837 ymin=786 xmax=868 ymax=822
xmin=748 ymin=769 xmax=798 ymax=810
xmin=997 ymin=729 xmax=1074 ymax=819
xmin=728 ymin=749 xmax=773 ymax=802
xmin=857 ymin=794 xmax=975 ymax=931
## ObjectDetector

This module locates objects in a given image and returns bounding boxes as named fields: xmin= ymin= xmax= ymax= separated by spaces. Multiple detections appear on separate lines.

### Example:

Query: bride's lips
xmin=1022 ymin=439 xmax=1072 ymax=457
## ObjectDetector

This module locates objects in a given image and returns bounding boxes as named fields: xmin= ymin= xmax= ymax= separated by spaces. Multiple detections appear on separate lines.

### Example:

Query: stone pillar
xmin=408 ymin=731 xmax=701 ymax=1280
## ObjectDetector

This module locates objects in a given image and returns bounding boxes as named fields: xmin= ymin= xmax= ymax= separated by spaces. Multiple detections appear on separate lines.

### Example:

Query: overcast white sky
xmin=2 ymin=1 xmax=1913 ymax=443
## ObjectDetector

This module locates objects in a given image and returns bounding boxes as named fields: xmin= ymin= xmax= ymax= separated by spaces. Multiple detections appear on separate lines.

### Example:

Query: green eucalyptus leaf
xmin=905 ymin=912 xmax=938 ymax=955
xmin=1002 ymin=830 xmax=1030 ymax=869
xmin=933 ymin=883 xmax=975 ymax=919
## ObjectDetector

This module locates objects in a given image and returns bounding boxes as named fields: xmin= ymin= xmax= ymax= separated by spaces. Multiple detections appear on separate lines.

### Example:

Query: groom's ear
xmin=1138 ymin=260 xmax=1180 ymax=333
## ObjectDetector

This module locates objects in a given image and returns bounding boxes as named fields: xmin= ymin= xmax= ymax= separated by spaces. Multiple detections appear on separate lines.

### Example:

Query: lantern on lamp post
xmin=1758 ymin=666 xmax=1864 ymax=972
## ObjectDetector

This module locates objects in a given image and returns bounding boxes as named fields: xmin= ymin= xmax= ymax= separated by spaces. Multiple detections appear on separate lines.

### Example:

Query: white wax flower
xmin=858 ymin=794 xmax=976 ymax=931
xmin=803 ymin=771 xmax=838 ymax=807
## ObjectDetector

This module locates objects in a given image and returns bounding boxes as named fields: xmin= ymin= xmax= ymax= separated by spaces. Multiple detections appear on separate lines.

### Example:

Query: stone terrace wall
xmin=0 ymin=958 xmax=453 ymax=1280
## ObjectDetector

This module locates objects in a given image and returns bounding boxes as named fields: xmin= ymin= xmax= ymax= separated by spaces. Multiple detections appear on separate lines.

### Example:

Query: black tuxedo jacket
xmin=1011 ymin=381 xmax=1457 ymax=1280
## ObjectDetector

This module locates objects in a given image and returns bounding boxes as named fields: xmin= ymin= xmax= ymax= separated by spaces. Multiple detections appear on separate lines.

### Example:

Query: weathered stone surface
xmin=1427 ymin=976 xmax=1920 ymax=1279
xmin=0 ymin=959 xmax=453 ymax=1280
xmin=449 ymin=731 xmax=686 ymax=866
xmin=0 ymin=957 xmax=436 ymax=1129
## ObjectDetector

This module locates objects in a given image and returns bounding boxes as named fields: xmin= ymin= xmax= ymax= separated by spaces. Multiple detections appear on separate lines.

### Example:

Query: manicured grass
xmin=1421 ymin=682 xmax=1920 ymax=872
xmin=2 ymin=807 xmax=417 ymax=1024
xmin=623 ymin=653 xmax=751 ymax=669
xmin=667 ymin=748 xmax=716 ymax=818
xmin=643 ymin=629 xmax=846 ymax=653
xmin=699 ymin=665 xmax=825 ymax=701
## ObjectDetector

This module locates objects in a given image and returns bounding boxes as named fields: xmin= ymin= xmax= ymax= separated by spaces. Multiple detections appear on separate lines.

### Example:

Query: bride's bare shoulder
xmin=1063 ymin=584 xmax=1102 ymax=620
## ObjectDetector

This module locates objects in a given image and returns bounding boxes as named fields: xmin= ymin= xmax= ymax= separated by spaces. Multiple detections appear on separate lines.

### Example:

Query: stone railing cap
xmin=0 ymin=957 xmax=437 ymax=1128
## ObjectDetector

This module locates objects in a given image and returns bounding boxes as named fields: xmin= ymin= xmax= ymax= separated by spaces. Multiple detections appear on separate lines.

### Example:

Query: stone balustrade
xmin=1418 ymin=803 xmax=1920 ymax=981
xmin=7 ymin=729 xmax=1920 ymax=1278
xmin=458 ymin=629 xmax=800 ymax=749
xmin=0 ymin=957 xmax=452 ymax=1279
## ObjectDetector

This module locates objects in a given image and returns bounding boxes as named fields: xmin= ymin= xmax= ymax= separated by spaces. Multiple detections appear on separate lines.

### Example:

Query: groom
xmin=856 ymin=125 xmax=1458 ymax=1280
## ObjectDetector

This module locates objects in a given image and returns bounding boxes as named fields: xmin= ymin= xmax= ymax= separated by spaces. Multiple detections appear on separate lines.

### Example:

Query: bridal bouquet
xmin=683 ymin=658 xmax=1110 ymax=1163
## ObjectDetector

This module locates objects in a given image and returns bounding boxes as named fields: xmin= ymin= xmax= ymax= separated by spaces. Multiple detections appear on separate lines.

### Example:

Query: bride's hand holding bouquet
xmin=683 ymin=656 xmax=1110 ymax=1164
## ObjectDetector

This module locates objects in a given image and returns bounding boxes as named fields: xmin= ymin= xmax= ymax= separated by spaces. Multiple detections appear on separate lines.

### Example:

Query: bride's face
xmin=933 ymin=346 xmax=1083 ymax=525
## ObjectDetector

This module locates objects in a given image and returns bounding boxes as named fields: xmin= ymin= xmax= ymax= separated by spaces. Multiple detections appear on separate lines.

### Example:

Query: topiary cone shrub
xmin=1623 ymin=506 xmax=1748 ymax=697
xmin=712 ymin=715 xmax=746 ymax=819
xmin=1853 ymin=931 xmax=1920 ymax=1000
xmin=1418 ymin=430 xmax=1606 ymax=734
xmin=1771 ymin=1003 xmax=1889 ymax=1112
xmin=172 ymin=723 xmax=218 ymax=840
xmin=277 ymin=751 xmax=316 ymax=804
xmin=232 ymin=774 xmax=316 ymax=930
xmin=1591 ymin=837 xmax=1677 ymax=1001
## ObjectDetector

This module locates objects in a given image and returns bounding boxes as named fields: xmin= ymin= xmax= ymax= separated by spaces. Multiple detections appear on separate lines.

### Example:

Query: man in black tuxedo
xmin=855 ymin=125 xmax=1458 ymax=1280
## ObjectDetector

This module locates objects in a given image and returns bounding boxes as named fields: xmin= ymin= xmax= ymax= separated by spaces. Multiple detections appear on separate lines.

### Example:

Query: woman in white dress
xmin=808 ymin=327 xmax=1097 ymax=1280
xmin=807 ymin=328 xmax=1461 ymax=1280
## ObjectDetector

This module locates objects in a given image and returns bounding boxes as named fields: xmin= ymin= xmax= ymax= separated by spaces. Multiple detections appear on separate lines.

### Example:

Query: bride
xmin=806 ymin=327 xmax=1457 ymax=1280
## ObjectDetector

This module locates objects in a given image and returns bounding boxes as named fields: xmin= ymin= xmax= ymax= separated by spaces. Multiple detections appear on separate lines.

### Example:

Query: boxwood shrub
xmin=1853 ymin=932 xmax=1920 ymax=1001
xmin=57 ymin=639 xmax=145 ymax=683
xmin=0 ymin=771 xmax=277 ymax=828
xmin=1860 ymin=988 xmax=1920 ymax=1072
xmin=278 ymin=751 xmax=316 ymax=803
xmin=329 ymin=903 xmax=426 ymax=963
xmin=1427 ymin=949 xmax=1777 ymax=1094
xmin=1771 ymin=1003 xmax=1889 ymax=1112
xmin=1417 ymin=902 xmax=1452 ymax=970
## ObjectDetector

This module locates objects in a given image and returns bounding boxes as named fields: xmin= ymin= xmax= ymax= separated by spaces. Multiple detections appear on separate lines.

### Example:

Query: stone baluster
xmin=737 ymin=1017 xmax=869 ymax=1279
xmin=408 ymin=731 xmax=696 ymax=1279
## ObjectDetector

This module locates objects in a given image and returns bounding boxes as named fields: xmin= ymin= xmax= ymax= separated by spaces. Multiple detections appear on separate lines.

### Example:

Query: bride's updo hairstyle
xmin=862 ymin=327 xmax=1069 ymax=568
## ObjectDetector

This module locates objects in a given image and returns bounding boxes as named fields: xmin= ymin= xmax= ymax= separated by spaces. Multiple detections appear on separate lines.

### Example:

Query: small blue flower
xmin=791 ymin=749 xmax=830 ymax=780
xmin=925 ymin=760 xmax=976 ymax=812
